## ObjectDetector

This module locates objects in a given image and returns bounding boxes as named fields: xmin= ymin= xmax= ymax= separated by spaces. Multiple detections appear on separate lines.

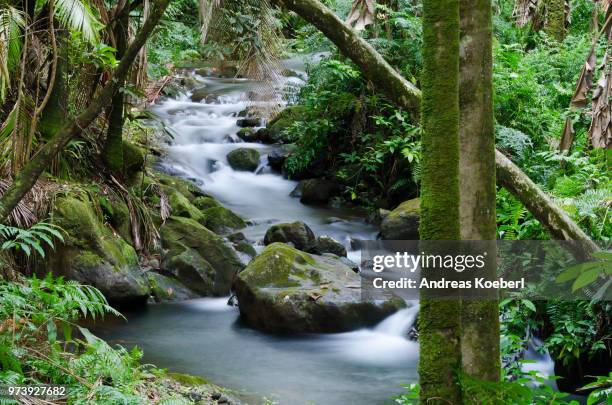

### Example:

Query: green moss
xmin=267 ymin=105 xmax=309 ymax=143
xmin=240 ymin=243 xmax=320 ymax=287
xmin=166 ymin=190 xmax=204 ymax=221
xmin=200 ymin=206 xmax=246 ymax=234
xmin=192 ymin=196 xmax=221 ymax=210
xmin=167 ymin=372 xmax=209 ymax=386
xmin=122 ymin=141 xmax=145 ymax=176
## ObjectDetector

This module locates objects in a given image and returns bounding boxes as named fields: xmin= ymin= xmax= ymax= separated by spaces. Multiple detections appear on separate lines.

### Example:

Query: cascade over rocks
xmin=380 ymin=198 xmax=420 ymax=240
xmin=233 ymin=243 xmax=406 ymax=333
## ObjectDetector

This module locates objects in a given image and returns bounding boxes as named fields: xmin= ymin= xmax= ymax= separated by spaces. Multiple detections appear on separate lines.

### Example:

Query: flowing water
xmin=93 ymin=60 xmax=421 ymax=404
xmin=93 ymin=59 xmax=555 ymax=404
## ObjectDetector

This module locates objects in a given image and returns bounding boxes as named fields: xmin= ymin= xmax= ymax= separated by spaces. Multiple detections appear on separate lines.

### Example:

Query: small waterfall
xmin=374 ymin=302 xmax=419 ymax=336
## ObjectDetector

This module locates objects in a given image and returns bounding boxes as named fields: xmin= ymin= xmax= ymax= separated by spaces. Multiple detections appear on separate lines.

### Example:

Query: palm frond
xmin=0 ymin=5 xmax=25 ymax=102
xmin=54 ymin=0 xmax=101 ymax=43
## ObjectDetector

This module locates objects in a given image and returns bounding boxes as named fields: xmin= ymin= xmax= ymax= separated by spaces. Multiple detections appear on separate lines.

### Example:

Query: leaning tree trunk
xmin=102 ymin=6 xmax=130 ymax=173
xmin=459 ymin=0 xmax=500 ymax=383
xmin=0 ymin=0 xmax=171 ymax=222
xmin=495 ymin=150 xmax=599 ymax=253
xmin=276 ymin=0 xmax=597 ymax=250
xmin=419 ymin=0 xmax=463 ymax=399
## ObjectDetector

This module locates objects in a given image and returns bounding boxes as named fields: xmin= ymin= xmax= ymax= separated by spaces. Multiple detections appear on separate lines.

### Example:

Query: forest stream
xmin=91 ymin=58 xmax=554 ymax=405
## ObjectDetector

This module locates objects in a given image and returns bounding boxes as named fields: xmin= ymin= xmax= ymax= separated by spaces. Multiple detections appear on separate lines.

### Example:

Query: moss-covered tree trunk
xmin=458 ymin=0 xmax=500 ymax=383
xmin=0 ymin=0 xmax=170 ymax=222
xmin=39 ymin=34 xmax=68 ymax=140
xmin=419 ymin=0 xmax=463 ymax=401
xmin=102 ymin=7 xmax=130 ymax=173
xmin=544 ymin=0 xmax=566 ymax=41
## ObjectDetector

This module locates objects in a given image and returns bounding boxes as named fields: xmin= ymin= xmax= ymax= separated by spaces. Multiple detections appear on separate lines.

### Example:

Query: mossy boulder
xmin=267 ymin=144 xmax=296 ymax=172
xmin=200 ymin=206 xmax=246 ymax=235
xmin=263 ymin=221 xmax=317 ymax=252
xmin=315 ymin=235 xmax=347 ymax=257
xmin=123 ymin=141 xmax=145 ymax=176
xmin=233 ymin=243 xmax=405 ymax=333
xmin=147 ymin=271 xmax=199 ymax=302
xmin=154 ymin=171 xmax=206 ymax=201
xmin=166 ymin=189 xmax=204 ymax=222
xmin=267 ymin=105 xmax=308 ymax=144
xmin=192 ymin=196 xmax=221 ymax=211
xmin=160 ymin=216 xmax=243 ymax=296
xmin=299 ymin=179 xmax=339 ymax=205
xmin=236 ymin=128 xmax=258 ymax=142
xmin=380 ymin=198 xmax=420 ymax=240
xmin=47 ymin=196 xmax=150 ymax=304
xmin=161 ymin=246 xmax=216 ymax=295
xmin=226 ymin=148 xmax=260 ymax=171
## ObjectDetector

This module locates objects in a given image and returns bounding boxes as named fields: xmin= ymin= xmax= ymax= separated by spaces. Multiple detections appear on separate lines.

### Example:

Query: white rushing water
xmin=100 ymin=61 xmax=420 ymax=404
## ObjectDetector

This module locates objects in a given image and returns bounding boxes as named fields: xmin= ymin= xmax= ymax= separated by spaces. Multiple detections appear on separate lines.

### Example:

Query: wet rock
xmin=268 ymin=144 xmax=297 ymax=172
xmin=147 ymin=272 xmax=199 ymax=302
xmin=123 ymin=141 xmax=145 ymax=177
xmin=160 ymin=216 xmax=244 ymax=296
xmin=237 ymin=117 xmax=261 ymax=127
xmin=236 ymin=128 xmax=258 ymax=142
xmin=179 ymin=76 xmax=201 ymax=90
xmin=263 ymin=221 xmax=317 ymax=252
xmin=289 ymin=182 xmax=304 ymax=198
xmin=233 ymin=243 xmax=406 ymax=333
xmin=315 ymin=235 xmax=347 ymax=257
xmin=46 ymin=196 xmax=150 ymax=305
xmin=166 ymin=189 xmax=205 ymax=222
xmin=255 ymin=128 xmax=272 ymax=143
xmin=200 ymin=206 xmax=246 ymax=235
xmin=190 ymin=87 xmax=210 ymax=102
xmin=266 ymin=105 xmax=308 ymax=144
xmin=380 ymin=198 xmax=420 ymax=240
xmin=226 ymin=148 xmax=260 ymax=172
xmin=299 ymin=179 xmax=339 ymax=205
xmin=192 ymin=196 xmax=221 ymax=211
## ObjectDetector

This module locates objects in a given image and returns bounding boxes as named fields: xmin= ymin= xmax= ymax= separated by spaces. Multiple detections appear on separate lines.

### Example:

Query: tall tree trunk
xmin=419 ymin=0 xmax=462 ymax=401
xmin=102 ymin=7 xmax=130 ymax=173
xmin=0 ymin=0 xmax=170 ymax=222
xmin=39 ymin=33 xmax=67 ymax=140
xmin=276 ymin=0 xmax=596 ymax=250
xmin=544 ymin=0 xmax=566 ymax=41
xmin=459 ymin=0 xmax=500 ymax=383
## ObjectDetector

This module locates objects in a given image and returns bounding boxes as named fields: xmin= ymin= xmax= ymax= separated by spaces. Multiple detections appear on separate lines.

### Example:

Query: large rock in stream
xmin=227 ymin=148 xmax=260 ymax=172
xmin=46 ymin=196 xmax=150 ymax=305
xmin=380 ymin=198 xmax=420 ymax=240
xmin=263 ymin=221 xmax=317 ymax=252
xmin=160 ymin=216 xmax=244 ymax=296
xmin=233 ymin=243 xmax=405 ymax=333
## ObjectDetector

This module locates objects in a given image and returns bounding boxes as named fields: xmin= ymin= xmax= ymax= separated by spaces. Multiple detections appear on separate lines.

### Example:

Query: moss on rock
xmin=200 ymin=206 xmax=246 ymax=235
xmin=160 ymin=216 xmax=243 ymax=296
xmin=47 ymin=195 xmax=149 ymax=304
xmin=192 ymin=196 xmax=221 ymax=211
xmin=233 ymin=243 xmax=405 ymax=333
xmin=166 ymin=189 xmax=205 ymax=222
xmin=267 ymin=105 xmax=309 ymax=144
xmin=380 ymin=198 xmax=420 ymax=240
